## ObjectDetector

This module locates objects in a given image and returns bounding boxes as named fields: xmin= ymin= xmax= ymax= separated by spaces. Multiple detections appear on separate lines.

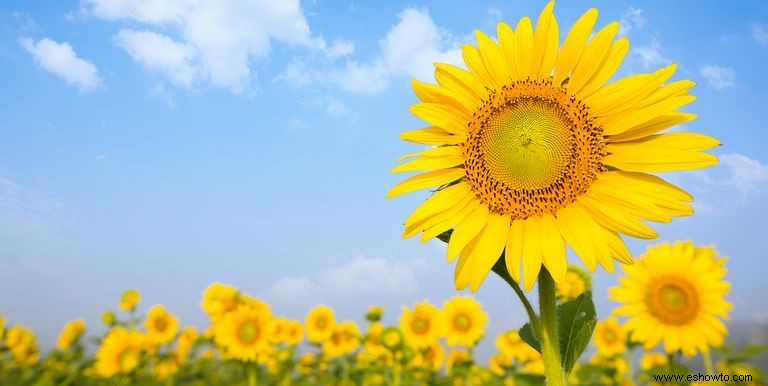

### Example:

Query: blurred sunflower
xmin=283 ymin=319 xmax=304 ymax=346
xmin=556 ymin=265 xmax=591 ymax=302
xmin=305 ymin=305 xmax=336 ymax=343
xmin=119 ymin=289 xmax=140 ymax=312
xmin=56 ymin=319 xmax=86 ymax=350
xmin=145 ymin=305 xmax=179 ymax=345
xmin=421 ymin=343 xmax=446 ymax=371
xmin=95 ymin=327 xmax=145 ymax=377
xmin=175 ymin=326 xmax=198 ymax=363
xmin=201 ymin=282 xmax=239 ymax=320
xmin=443 ymin=296 xmax=488 ymax=347
xmin=495 ymin=329 xmax=540 ymax=364
xmin=214 ymin=304 xmax=273 ymax=361
xmin=640 ymin=352 xmax=667 ymax=371
xmin=609 ymin=240 xmax=731 ymax=356
xmin=0 ymin=315 xmax=5 ymax=340
xmin=5 ymin=325 xmax=40 ymax=365
xmin=388 ymin=1 xmax=719 ymax=291
xmin=323 ymin=320 xmax=360 ymax=357
xmin=400 ymin=301 xmax=444 ymax=349
xmin=489 ymin=352 xmax=513 ymax=376
xmin=445 ymin=349 xmax=470 ymax=375
xmin=592 ymin=317 xmax=625 ymax=356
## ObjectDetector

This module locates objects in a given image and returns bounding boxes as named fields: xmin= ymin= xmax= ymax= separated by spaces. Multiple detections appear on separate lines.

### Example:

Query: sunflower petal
xmin=553 ymin=8 xmax=598 ymax=87
xmin=604 ymin=132 xmax=721 ymax=172
xmin=515 ymin=17 xmax=534 ymax=78
xmin=468 ymin=213 xmax=510 ymax=292
xmin=411 ymin=79 xmax=479 ymax=116
xmin=400 ymin=126 xmax=466 ymax=145
xmin=434 ymin=63 xmax=488 ymax=101
xmin=505 ymin=219 xmax=525 ymax=283
xmin=521 ymin=217 xmax=543 ymax=291
xmin=447 ymin=204 xmax=490 ymax=262
xmin=475 ymin=30 xmax=510 ymax=87
xmin=497 ymin=22 xmax=521 ymax=81
xmin=608 ymin=113 xmax=696 ymax=142
xmin=577 ymin=37 xmax=629 ymax=99
xmin=532 ymin=1 xmax=558 ymax=80
xmin=568 ymin=21 xmax=620 ymax=95
xmin=387 ymin=168 xmax=465 ymax=198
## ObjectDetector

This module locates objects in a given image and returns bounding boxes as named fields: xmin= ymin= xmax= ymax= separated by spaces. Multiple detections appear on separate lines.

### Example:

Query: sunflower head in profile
xmin=95 ymin=327 xmax=145 ymax=377
xmin=56 ymin=319 xmax=86 ymax=351
xmin=609 ymin=240 xmax=732 ymax=357
xmin=592 ymin=317 xmax=626 ymax=356
xmin=387 ymin=1 xmax=720 ymax=291
xmin=119 ymin=289 xmax=140 ymax=312
xmin=305 ymin=305 xmax=337 ymax=343
xmin=442 ymin=296 xmax=488 ymax=347
xmin=214 ymin=304 xmax=273 ymax=362
xmin=145 ymin=305 xmax=179 ymax=346
xmin=400 ymin=301 xmax=445 ymax=349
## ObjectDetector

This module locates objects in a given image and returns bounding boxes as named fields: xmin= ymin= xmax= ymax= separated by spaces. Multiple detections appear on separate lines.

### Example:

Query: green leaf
xmin=558 ymin=291 xmax=597 ymax=376
xmin=519 ymin=322 xmax=541 ymax=353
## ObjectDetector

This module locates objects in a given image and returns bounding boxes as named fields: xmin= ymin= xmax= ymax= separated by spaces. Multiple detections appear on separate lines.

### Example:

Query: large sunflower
xmin=609 ymin=240 xmax=731 ymax=356
xmin=214 ymin=304 xmax=273 ymax=361
xmin=387 ymin=1 xmax=719 ymax=291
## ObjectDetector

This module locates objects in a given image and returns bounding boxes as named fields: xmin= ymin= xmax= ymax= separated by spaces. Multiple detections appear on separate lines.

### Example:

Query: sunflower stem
xmin=492 ymin=258 xmax=540 ymax=334
xmin=246 ymin=362 xmax=258 ymax=386
xmin=702 ymin=350 xmax=714 ymax=376
xmin=538 ymin=269 xmax=566 ymax=386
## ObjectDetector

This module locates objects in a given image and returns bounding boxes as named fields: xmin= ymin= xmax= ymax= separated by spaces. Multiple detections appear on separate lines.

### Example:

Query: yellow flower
xmin=556 ymin=265 xmax=591 ymax=302
xmin=101 ymin=311 xmax=116 ymax=326
xmin=119 ymin=289 xmax=140 ymax=312
xmin=609 ymin=241 xmax=732 ymax=356
xmin=153 ymin=356 xmax=179 ymax=379
xmin=305 ymin=305 xmax=336 ymax=343
xmin=639 ymin=352 xmax=667 ymax=371
xmin=592 ymin=317 xmax=625 ymax=356
xmin=95 ymin=327 xmax=145 ymax=377
xmin=400 ymin=301 xmax=444 ymax=349
xmin=0 ymin=315 xmax=5 ymax=340
xmin=364 ymin=322 xmax=387 ymax=355
xmin=269 ymin=316 xmax=288 ymax=343
xmin=489 ymin=352 xmax=513 ymax=376
xmin=443 ymin=296 xmax=488 ymax=347
xmin=323 ymin=320 xmax=360 ymax=357
xmin=590 ymin=353 xmax=628 ymax=375
xmin=380 ymin=326 xmax=404 ymax=351
xmin=56 ymin=319 xmax=86 ymax=350
xmin=388 ymin=1 xmax=719 ymax=292
xmin=5 ymin=325 xmax=40 ymax=365
xmin=144 ymin=305 xmax=179 ymax=345
xmin=201 ymin=282 xmax=240 ymax=320
xmin=495 ymin=329 xmax=539 ymax=364
xmin=521 ymin=356 xmax=546 ymax=375
xmin=214 ymin=304 xmax=273 ymax=361
xmin=176 ymin=326 xmax=198 ymax=363
xmin=297 ymin=352 xmax=315 ymax=376
xmin=283 ymin=319 xmax=303 ymax=346
xmin=445 ymin=349 xmax=470 ymax=375
xmin=366 ymin=305 xmax=384 ymax=323
xmin=420 ymin=343 xmax=446 ymax=372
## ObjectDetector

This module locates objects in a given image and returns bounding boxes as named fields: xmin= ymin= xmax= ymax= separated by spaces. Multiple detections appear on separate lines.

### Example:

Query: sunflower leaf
xmin=558 ymin=290 xmax=597 ymax=376
xmin=519 ymin=322 xmax=541 ymax=353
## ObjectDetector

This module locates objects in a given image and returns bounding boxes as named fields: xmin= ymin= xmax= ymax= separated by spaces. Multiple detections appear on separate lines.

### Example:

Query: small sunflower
xmin=95 ymin=327 xmax=145 ymax=377
xmin=366 ymin=305 xmax=384 ymax=323
xmin=145 ymin=305 xmax=179 ymax=345
xmin=592 ymin=317 xmax=626 ymax=356
xmin=283 ymin=319 xmax=304 ymax=346
xmin=388 ymin=1 xmax=719 ymax=291
xmin=323 ymin=320 xmax=360 ymax=357
xmin=400 ymin=301 xmax=444 ymax=349
xmin=214 ymin=304 xmax=273 ymax=361
xmin=494 ymin=329 xmax=540 ymax=364
xmin=639 ymin=352 xmax=667 ymax=371
xmin=119 ymin=289 xmax=140 ymax=312
xmin=443 ymin=296 xmax=488 ymax=347
xmin=556 ymin=265 xmax=591 ymax=302
xmin=445 ymin=349 xmax=471 ymax=375
xmin=269 ymin=316 xmax=288 ymax=343
xmin=5 ymin=325 xmax=40 ymax=365
xmin=56 ymin=319 xmax=86 ymax=351
xmin=305 ymin=305 xmax=336 ymax=343
xmin=175 ymin=326 xmax=198 ymax=363
xmin=201 ymin=282 xmax=240 ymax=320
xmin=609 ymin=240 xmax=732 ymax=356
xmin=420 ymin=343 xmax=446 ymax=372
xmin=380 ymin=326 xmax=404 ymax=351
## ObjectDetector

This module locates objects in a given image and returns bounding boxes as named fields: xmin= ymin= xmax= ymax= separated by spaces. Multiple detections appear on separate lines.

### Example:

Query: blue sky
xmin=1 ymin=0 xmax=768 ymax=359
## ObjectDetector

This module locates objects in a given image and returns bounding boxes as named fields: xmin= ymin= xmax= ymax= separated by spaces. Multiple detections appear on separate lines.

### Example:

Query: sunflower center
xmin=453 ymin=313 xmax=472 ymax=332
xmin=118 ymin=348 xmax=139 ymax=370
xmin=315 ymin=317 xmax=327 ymax=330
xmin=238 ymin=321 xmax=260 ymax=345
xmin=646 ymin=278 xmax=700 ymax=325
xmin=602 ymin=329 xmax=618 ymax=344
xmin=411 ymin=317 xmax=431 ymax=335
xmin=154 ymin=317 xmax=168 ymax=332
xmin=462 ymin=79 xmax=605 ymax=218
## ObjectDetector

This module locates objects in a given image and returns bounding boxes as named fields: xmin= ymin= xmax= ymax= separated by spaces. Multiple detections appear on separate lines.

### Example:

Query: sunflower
xmin=145 ymin=305 xmax=179 ymax=345
xmin=556 ymin=265 xmax=591 ymax=302
xmin=495 ymin=329 xmax=540 ymax=364
xmin=95 ymin=327 xmax=145 ymax=377
xmin=639 ymin=352 xmax=667 ymax=371
xmin=56 ymin=319 xmax=86 ymax=350
xmin=283 ymin=319 xmax=304 ymax=346
xmin=323 ymin=320 xmax=360 ymax=357
xmin=420 ymin=343 xmax=446 ymax=371
xmin=5 ymin=325 xmax=40 ymax=365
xmin=119 ymin=289 xmax=140 ymax=312
xmin=366 ymin=305 xmax=384 ymax=323
xmin=176 ymin=326 xmax=198 ymax=363
xmin=387 ymin=1 xmax=719 ymax=291
xmin=380 ymin=326 xmax=404 ymax=351
xmin=214 ymin=304 xmax=273 ymax=361
xmin=201 ymin=282 xmax=240 ymax=320
xmin=400 ymin=301 xmax=444 ymax=349
xmin=269 ymin=316 xmax=288 ymax=343
xmin=305 ymin=305 xmax=336 ymax=343
xmin=592 ymin=317 xmax=625 ymax=356
xmin=445 ymin=349 xmax=470 ymax=375
xmin=609 ymin=240 xmax=731 ymax=356
xmin=489 ymin=352 xmax=513 ymax=376
xmin=443 ymin=296 xmax=488 ymax=347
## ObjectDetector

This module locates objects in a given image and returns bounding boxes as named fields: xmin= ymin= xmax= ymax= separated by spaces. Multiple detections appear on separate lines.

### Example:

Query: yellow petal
xmin=446 ymin=204 xmax=490 ymax=261
xmin=469 ymin=213 xmax=510 ymax=292
xmin=600 ymin=95 xmax=696 ymax=136
xmin=553 ymin=8 xmax=598 ymax=87
xmin=578 ymin=194 xmax=658 ymax=239
xmin=515 ymin=17 xmax=534 ymax=78
xmin=404 ymin=183 xmax=472 ymax=230
xmin=462 ymin=43 xmax=498 ymax=89
xmin=568 ymin=21 xmax=620 ymax=95
xmin=505 ymin=219 xmax=525 ymax=283
xmin=577 ymin=37 xmax=629 ymax=99
xmin=400 ymin=126 xmax=466 ymax=146
xmin=434 ymin=63 xmax=488 ymax=102
xmin=555 ymin=204 xmax=597 ymax=271
xmin=532 ymin=1 xmax=558 ymax=80
xmin=604 ymin=133 xmax=721 ymax=172
xmin=387 ymin=168 xmax=465 ymax=198
xmin=391 ymin=153 xmax=464 ymax=173
xmin=419 ymin=198 xmax=481 ymax=241
xmin=409 ymin=103 xmax=470 ymax=135
xmin=538 ymin=214 xmax=566 ymax=283
xmin=475 ymin=30 xmax=510 ymax=87
xmin=521 ymin=217 xmax=542 ymax=291
xmin=607 ymin=113 xmax=696 ymax=142
xmin=497 ymin=22 xmax=521 ymax=81
xmin=585 ymin=64 xmax=676 ymax=117
xmin=411 ymin=79 xmax=479 ymax=116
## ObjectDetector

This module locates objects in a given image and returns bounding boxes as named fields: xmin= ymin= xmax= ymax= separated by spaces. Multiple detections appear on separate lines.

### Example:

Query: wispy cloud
xmin=114 ymin=29 xmax=198 ymax=88
xmin=719 ymin=153 xmax=768 ymax=198
xmin=633 ymin=38 xmax=670 ymax=69
xmin=618 ymin=7 xmax=645 ymax=36
xmin=752 ymin=23 xmax=768 ymax=47
xmin=699 ymin=64 xmax=736 ymax=90
xmin=20 ymin=37 xmax=102 ymax=92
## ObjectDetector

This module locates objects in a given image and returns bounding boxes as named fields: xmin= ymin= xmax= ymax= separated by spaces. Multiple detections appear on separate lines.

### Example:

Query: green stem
xmin=538 ymin=269 xmax=565 ymax=386
xmin=247 ymin=363 xmax=258 ymax=386
xmin=492 ymin=257 xmax=540 ymax=334
xmin=702 ymin=350 xmax=714 ymax=376
xmin=625 ymin=346 xmax=635 ymax=383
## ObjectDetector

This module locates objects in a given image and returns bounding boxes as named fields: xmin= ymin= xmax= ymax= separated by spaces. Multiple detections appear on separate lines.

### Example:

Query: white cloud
xmin=331 ymin=8 xmax=463 ymax=93
xmin=633 ymin=38 xmax=670 ymax=69
xmin=148 ymin=83 xmax=176 ymax=108
xmin=260 ymin=255 xmax=427 ymax=314
xmin=719 ymin=153 xmax=768 ymax=197
xmin=20 ymin=37 xmax=102 ymax=92
xmin=324 ymin=39 xmax=354 ymax=60
xmin=618 ymin=7 xmax=645 ymax=36
xmin=114 ymin=29 xmax=198 ymax=87
xmin=83 ymin=0 xmax=325 ymax=94
xmin=752 ymin=23 xmax=768 ymax=47
xmin=699 ymin=64 xmax=736 ymax=90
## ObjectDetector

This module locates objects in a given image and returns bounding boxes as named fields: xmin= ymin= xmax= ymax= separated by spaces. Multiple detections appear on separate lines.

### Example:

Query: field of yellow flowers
xmin=1 ymin=268 xmax=764 ymax=386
